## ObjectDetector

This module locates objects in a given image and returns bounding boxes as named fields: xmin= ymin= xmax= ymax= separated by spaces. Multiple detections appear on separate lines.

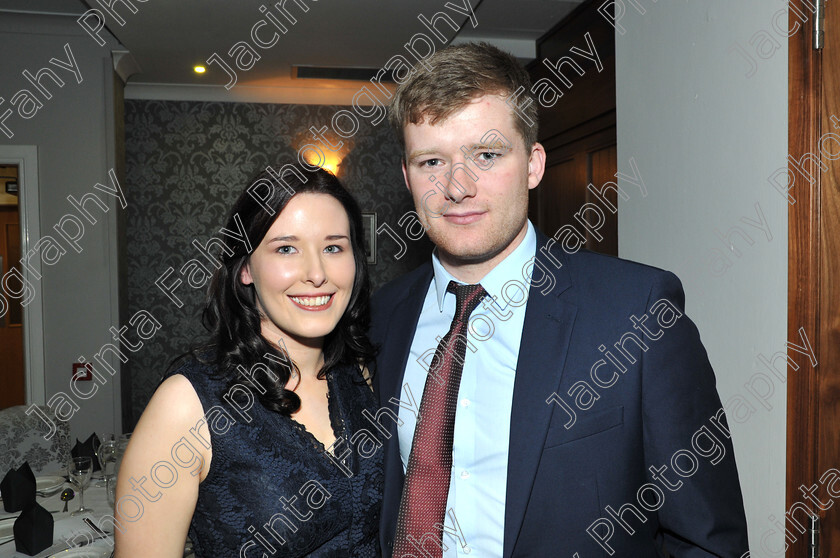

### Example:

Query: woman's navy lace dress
xmin=167 ymin=358 xmax=383 ymax=557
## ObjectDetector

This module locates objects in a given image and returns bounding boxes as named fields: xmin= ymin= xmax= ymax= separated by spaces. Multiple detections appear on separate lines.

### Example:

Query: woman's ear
xmin=240 ymin=262 xmax=254 ymax=286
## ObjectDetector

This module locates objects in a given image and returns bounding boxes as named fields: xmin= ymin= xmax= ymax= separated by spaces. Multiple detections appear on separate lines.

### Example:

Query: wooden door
xmin=787 ymin=0 xmax=840 ymax=555
xmin=0 ymin=203 xmax=24 ymax=408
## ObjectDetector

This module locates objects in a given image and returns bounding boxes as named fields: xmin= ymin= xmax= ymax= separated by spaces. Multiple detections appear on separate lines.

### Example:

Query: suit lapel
xmin=376 ymin=266 xmax=433 ymax=412
xmin=504 ymin=236 xmax=577 ymax=558
xmin=377 ymin=265 xmax=433 ymax=547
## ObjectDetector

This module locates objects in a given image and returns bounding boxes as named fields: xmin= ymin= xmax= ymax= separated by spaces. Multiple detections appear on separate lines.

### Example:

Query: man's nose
xmin=439 ymin=161 xmax=478 ymax=203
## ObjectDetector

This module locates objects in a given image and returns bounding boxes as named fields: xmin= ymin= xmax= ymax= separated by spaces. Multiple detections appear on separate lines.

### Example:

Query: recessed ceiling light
xmin=194 ymin=65 xmax=206 ymax=74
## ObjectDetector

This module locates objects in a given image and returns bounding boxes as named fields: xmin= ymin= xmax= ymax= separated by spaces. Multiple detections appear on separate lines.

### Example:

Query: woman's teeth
xmin=290 ymin=295 xmax=331 ymax=307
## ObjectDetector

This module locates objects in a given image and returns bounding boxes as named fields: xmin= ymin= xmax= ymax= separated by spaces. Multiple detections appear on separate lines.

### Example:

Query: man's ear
xmin=240 ymin=262 xmax=254 ymax=286
xmin=527 ymin=142 xmax=547 ymax=190
xmin=401 ymin=157 xmax=411 ymax=192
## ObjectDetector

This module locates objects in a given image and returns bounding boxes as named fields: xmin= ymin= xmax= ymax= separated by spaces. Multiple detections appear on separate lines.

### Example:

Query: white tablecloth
xmin=0 ymin=475 xmax=113 ymax=558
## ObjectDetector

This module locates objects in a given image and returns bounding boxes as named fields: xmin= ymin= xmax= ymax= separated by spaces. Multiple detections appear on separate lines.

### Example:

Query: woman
xmin=115 ymin=165 xmax=382 ymax=557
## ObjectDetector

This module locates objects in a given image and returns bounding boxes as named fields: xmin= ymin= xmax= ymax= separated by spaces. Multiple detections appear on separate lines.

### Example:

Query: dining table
xmin=0 ymin=472 xmax=116 ymax=558
xmin=0 ymin=473 xmax=114 ymax=558
xmin=0 ymin=469 xmax=197 ymax=558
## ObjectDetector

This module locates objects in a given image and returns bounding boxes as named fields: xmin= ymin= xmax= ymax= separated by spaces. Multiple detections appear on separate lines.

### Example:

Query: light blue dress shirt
xmin=398 ymin=221 xmax=537 ymax=557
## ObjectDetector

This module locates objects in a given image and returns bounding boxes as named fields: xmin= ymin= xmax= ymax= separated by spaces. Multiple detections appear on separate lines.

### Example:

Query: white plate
xmin=48 ymin=546 xmax=111 ymax=557
xmin=36 ymin=476 xmax=65 ymax=493
xmin=0 ymin=520 xmax=13 ymax=544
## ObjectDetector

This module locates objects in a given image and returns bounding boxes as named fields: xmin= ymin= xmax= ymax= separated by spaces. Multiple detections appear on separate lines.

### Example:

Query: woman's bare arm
xmin=114 ymin=374 xmax=211 ymax=557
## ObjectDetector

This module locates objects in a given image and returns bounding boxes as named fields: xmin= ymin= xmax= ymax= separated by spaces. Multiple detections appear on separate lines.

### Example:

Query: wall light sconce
xmin=320 ymin=151 xmax=342 ymax=175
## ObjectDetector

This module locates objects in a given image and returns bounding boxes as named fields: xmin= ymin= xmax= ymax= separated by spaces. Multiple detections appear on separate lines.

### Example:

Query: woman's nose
xmin=304 ymin=252 xmax=327 ymax=287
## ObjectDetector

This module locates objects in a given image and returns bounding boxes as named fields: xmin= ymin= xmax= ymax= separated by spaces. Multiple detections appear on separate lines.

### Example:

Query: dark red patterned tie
xmin=393 ymin=281 xmax=488 ymax=558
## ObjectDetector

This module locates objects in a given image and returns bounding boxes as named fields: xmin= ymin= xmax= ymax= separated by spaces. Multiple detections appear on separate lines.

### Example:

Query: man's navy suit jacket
xmin=369 ymin=231 xmax=749 ymax=557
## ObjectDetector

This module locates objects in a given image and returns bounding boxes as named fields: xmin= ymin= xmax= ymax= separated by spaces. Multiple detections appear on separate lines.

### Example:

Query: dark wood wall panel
xmin=528 ymin=0 xmax=618 ymax=256
xmin=587 ymin=142 xmax=618 ymax=255
xmin=538 ymin=157 xmax=580 ymax=237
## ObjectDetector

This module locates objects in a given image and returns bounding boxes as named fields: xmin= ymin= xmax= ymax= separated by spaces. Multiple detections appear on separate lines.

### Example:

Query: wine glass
xmin=69 ymin=456 xmax=93 ymax=516
xmin=91 ymin=435 xmax=101 ymax=484
xmin=95 ymin=436 xmax=117 ymax=487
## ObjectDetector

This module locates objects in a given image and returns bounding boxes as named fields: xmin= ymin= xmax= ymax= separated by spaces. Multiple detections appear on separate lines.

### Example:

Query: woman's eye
xmin=324 ymin=245 xmax=342 ymax=254
xmin=276 ymin=245 xmax=297 ymax=254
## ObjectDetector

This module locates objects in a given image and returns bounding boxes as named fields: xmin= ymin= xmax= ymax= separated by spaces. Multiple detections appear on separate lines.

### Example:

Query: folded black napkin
xmin=13 ymin=502 xmax=53 ymax=556
xmin=71 ymin=433 xmax=101 ymax=472
xmin=0 ymin=462 xmax=36 ymax=512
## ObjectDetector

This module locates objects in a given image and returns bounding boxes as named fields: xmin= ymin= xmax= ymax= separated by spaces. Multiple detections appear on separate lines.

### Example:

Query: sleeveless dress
xmin=165 ymin=357 xmax=383 ymax=557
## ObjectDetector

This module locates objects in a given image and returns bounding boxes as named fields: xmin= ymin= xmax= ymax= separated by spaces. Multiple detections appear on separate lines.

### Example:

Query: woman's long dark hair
xmin=200 ymin=164 xmax=375 ymax=415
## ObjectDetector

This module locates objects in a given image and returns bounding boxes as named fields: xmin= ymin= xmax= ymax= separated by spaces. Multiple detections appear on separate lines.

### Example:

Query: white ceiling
xmin=1 ymin=0 xmax=583 ymax=97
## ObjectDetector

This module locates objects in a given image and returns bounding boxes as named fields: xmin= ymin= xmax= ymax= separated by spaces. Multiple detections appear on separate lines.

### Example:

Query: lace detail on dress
xmin=286 ymin=370 xmax=350 ymax=466
xmin=325 ymin=370 xmax=349 ymax=458
xmin=164 ymin=358 xmax=383 ymax=558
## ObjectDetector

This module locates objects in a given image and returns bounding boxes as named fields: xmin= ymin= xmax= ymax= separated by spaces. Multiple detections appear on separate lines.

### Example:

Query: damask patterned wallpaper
xmin=124 ymin=100 xmax=431 ymax=426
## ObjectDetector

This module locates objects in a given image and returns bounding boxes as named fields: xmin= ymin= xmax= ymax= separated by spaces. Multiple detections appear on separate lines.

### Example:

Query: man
xmin=369 ymin=42 xmax=748 ymax=557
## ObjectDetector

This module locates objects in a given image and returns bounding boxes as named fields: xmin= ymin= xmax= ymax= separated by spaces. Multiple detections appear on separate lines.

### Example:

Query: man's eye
xmin=477 ymin=152 xmax=501 ymax=161
xmin=420 ymin=158 xmax=442 ymax=168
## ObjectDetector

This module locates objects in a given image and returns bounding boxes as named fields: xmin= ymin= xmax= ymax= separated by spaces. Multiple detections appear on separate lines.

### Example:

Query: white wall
xmin=616 ymin=0 xmax=789 ymax=552
xmin=0 ymin=13 xmax=122 ymax=442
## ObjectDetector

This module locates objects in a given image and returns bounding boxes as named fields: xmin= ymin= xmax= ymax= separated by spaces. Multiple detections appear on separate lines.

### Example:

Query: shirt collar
xmin=431 ymin=221 xmax=537 ymax=311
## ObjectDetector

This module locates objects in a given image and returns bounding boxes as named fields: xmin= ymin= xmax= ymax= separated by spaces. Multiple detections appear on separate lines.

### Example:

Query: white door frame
xmin=0 ymin=145 xmax=45 ymax=405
